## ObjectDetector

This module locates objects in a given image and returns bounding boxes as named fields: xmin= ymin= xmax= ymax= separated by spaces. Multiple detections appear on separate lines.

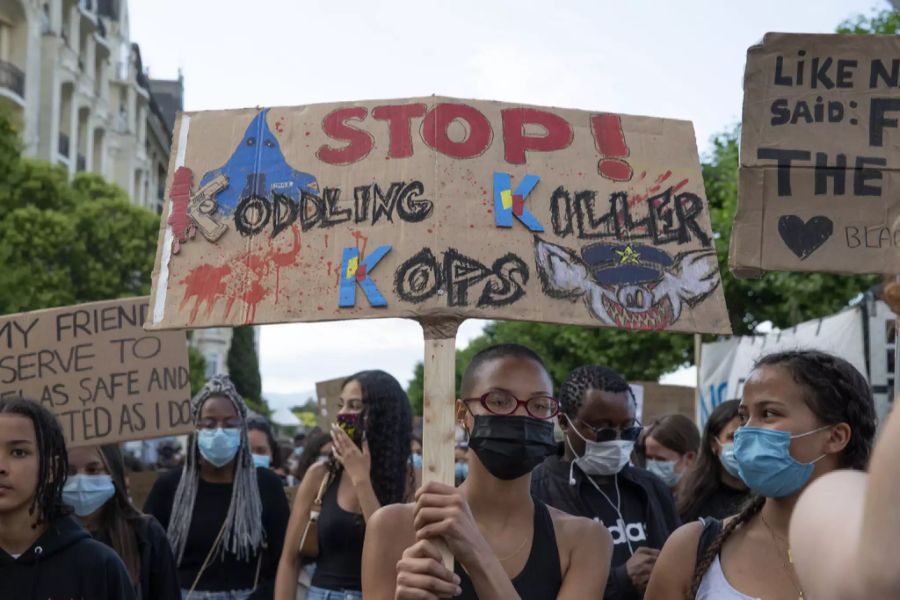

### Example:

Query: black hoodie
xmin=0 ymin=514 xmax=136 ymax=600
xmin=531 ymin=455 xmax=681 ymax=600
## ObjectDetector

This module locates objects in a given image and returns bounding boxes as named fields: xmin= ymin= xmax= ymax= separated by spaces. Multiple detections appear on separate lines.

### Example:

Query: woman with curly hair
xmin=275 ymin=370 xmax=415 ymax=600
xmin=645 ymin=350 xmax=877 ymax=600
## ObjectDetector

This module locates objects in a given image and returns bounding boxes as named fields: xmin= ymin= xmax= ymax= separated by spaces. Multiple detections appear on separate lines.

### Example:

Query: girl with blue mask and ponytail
xmin=645 ymin=350 xmax=876 ymax=600
xmin=66 ymin=444 xmax=180 ymax=599
xmin=676 ymin=400 xmax=750 ymax=523
xmin=143 ymin=375 xmax=291 ymax=599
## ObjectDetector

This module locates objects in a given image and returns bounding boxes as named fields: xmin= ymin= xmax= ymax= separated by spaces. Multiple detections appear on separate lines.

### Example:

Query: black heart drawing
xmin=778 ymin=215 xmax=833 ymax=260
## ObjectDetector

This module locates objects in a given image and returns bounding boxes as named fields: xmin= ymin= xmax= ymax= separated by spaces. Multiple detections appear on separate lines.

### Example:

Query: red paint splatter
xmin=672 ymin=178 xmax=689 ymax=193
xmin=168 ymin=167 xmax=194 ymax=252
xmin=179 ymin=263 xmax=231 ymax=323
xmin=628 ymin=171 xmax=681 ymax=209
xmin=275 ymin=119 xmax=285 ymax=134
xmin=351 ymin=230 xmax=369 ymax=258
xmin=268 ymin=226 xmax=302 ymax=305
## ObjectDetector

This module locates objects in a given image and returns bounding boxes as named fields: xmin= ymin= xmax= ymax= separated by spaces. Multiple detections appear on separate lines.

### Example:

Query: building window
xmin=204 ymin=353 xmax=220 ymax=379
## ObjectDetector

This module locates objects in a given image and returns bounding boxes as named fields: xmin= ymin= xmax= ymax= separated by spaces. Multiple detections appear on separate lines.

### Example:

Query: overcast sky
xmin=128 ymin=0 xmax=885 ymax=405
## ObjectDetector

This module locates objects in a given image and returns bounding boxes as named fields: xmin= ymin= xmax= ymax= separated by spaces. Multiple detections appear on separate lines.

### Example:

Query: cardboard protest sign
xmin=147 ymin=97 xmax=730 ymax=334
xmin=315 ymin=376 xmax=348 ymax=430
xmin=0 ymin=298 xmax=193 ymax=447
xmin=732 ymin=33 xmax=900 ymax=277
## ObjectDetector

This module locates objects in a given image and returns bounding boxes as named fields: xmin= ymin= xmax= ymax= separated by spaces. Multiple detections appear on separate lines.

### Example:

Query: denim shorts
xmin=180 ymin=589 xmax=253 ymax=600
xmin=306 ymin=586 xmax=363 ymax=600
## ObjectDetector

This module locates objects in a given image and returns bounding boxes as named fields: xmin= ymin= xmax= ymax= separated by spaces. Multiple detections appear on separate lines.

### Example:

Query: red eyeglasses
xmin=462 ymin=390 xmax=560 ymax=420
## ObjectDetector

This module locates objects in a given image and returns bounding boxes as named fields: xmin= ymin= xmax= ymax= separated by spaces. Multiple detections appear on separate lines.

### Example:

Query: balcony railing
xmin=58 ymin=133 xmax=70 ymax=158
xmin=0 ymin=60 xmax=25 ymax=99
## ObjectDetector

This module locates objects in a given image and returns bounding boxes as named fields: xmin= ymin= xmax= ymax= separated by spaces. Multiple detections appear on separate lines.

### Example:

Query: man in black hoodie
xmin=0 ymin=397 xmax=135 ymax=599
xmin=532 ymin=365 xmax=680 ymax=600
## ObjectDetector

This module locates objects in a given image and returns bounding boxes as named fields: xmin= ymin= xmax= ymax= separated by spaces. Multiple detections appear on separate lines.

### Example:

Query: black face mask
xmin=467 ymin=415 xmax=556 ymax=480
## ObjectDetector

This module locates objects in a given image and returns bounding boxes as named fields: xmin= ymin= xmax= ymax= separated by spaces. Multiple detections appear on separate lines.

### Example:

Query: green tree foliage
xmin=0 ymin=112 xmax=214 ymax=411
xmin=0 ymin=115 xmax=159 ymax=314
xmin=837 ymin=6 xmax=900 ymax=34
xmin=226 ymin=326 xmax=268 ymax=415
xmin=187 ymin=345 xmax=208 ymax=398
xmin=407 ymin=362 xmax=425 ymax=415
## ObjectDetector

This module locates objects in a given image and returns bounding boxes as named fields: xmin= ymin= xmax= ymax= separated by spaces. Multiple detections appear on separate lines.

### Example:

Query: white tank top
xmin=696 ymin=555 xmax=759 ymax=600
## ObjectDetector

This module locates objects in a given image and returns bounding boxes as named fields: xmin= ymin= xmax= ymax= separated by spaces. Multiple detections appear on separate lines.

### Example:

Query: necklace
xmin=760 ymin=513 xmax=804 ymax=600
xmin=473 ymin=518 xmax=531 ymax=563
xmin=495 ymin=534 xmax=530 ymax=562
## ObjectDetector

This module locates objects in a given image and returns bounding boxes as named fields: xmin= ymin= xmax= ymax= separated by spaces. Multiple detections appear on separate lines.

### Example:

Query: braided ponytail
xmin=687 ymin=495 xmax=765 ymax=599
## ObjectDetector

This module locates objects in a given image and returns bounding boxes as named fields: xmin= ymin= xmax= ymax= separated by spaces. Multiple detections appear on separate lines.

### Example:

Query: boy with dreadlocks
xmin=144 ymin=375 xmax=290 ymax=599
xmin=531 ymin=364 xmax=680 ymax=600
xmin=0 ymin=397 xmax=135 ymax=599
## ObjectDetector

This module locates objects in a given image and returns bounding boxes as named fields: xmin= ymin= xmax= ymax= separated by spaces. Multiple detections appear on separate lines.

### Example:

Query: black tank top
xmin=309 ymin=474 xmax=366 ymax=591
xmin=454 ymin=499 xmax=562 ymax=599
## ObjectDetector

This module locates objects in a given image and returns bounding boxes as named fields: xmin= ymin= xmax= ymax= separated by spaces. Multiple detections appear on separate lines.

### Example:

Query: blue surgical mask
xmin=646 ymin=459 xmax=682 ymax=487
xmin=718 ymin=441 xmax=741 ymax=478
xmin=63 ymin=474 xmax=116 ymax=517
xmin=198 ymin=428 xmax=242 ymax=467
xmin=455 ymin=462 xmax=468 ymax=482
xmin=411 ymin=453 xmax=423 ymax=468
xmin=734 ymin=425 xmax=829 ymax=498
xmin=252 ymin=453 xmax=271 ymax=469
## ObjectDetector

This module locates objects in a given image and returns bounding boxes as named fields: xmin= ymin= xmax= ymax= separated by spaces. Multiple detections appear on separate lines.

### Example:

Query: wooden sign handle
xmin=420 ymin=317 xmax=463 ymax=572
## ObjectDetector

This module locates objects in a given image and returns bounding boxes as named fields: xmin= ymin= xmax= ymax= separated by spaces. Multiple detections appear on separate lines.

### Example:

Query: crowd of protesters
xmin=1 ymin=341 xmax=898 ymax=599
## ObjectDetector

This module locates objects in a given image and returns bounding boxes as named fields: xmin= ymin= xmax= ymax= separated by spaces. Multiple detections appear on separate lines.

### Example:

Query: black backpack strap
xmin=695 ymin=517 xmax=723 ymax=565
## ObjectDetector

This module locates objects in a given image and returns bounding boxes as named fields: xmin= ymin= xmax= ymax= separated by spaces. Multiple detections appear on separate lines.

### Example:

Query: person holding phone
xmin=275 ymin=370 xmax=416 ymax=600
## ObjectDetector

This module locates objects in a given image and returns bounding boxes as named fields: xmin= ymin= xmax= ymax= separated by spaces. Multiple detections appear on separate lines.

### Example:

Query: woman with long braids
xmin=275 ymin=370 xmax=416 ymax=600
xmin=143 ymin=375 xmax=290 ymax=599
xmin=645 ymin=350 xmax=877 ymax=600
xmin=65 ymin=443 xmax=180 ymax=599
xmin=676 ymin=400 xmax=750 ymax=523
xmin=0 ymin=398 xmax=135 ymax=599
